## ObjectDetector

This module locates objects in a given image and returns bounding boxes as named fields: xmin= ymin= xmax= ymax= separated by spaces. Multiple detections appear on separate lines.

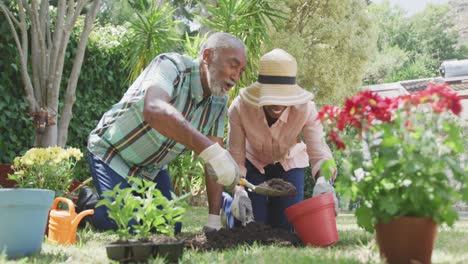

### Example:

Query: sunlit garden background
xmin=0 ymin=0 xmax=467 ymax=263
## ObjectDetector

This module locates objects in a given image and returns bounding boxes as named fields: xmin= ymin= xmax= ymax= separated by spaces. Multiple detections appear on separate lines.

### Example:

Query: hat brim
xmin=239 ymin=82 xmax=314 ymax=107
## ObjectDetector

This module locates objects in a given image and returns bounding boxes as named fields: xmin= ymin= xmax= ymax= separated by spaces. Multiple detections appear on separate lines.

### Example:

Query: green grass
xmin=1 ymin=207 xmax=467 ymax=263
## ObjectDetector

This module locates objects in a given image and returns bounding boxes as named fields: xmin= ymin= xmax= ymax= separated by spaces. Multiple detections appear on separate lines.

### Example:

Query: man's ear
xmin=202 ymin=48 xmax=213 ymax=65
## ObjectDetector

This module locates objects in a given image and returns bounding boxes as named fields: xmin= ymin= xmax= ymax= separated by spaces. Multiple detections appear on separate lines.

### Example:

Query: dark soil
xmin=259 ymin=178 xmax=296 ymax=194
xmin=184 ymin=222 xmax=301 ymax=250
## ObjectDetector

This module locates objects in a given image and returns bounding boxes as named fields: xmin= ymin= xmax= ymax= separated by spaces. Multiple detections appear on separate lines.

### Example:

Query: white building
xmin=363 ymin=60 xmax=468 ymax=126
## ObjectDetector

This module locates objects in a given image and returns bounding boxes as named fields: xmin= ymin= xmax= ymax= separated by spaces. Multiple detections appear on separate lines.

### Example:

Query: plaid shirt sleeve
xmin=141 ymin=56 xmax=180 ymax=97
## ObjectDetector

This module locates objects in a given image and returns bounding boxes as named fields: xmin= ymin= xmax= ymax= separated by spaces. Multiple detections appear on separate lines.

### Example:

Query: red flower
xmin=317 ymin=83 xmax=463 ymax=154
xmin=329 ymin=130 xmax=346 ymax=150
xmin=317 ymin=105 xmax=340 ymax=122
xmin=401 ymin=83 xmax=462 ymax=116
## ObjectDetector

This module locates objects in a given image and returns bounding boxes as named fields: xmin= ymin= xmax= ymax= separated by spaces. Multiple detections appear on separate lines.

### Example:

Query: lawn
xmin=1 ymin=207 xmax=467 ymax=264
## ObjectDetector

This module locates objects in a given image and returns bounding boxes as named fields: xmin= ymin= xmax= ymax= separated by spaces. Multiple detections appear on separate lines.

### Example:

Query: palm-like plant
xmin=198 ymin=0 xmax=286 ymax=101
xmin=125 ymin=1 xmax=181 ymax=82
xmin=182 ymin=31 xmax=208 ymax=58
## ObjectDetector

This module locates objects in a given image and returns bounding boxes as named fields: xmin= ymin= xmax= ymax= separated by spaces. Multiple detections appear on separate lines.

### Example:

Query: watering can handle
xmin=51 ymin=197 xmax=76 ymax=215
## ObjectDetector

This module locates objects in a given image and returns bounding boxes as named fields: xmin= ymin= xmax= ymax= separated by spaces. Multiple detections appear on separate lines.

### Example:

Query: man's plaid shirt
xmin=88 ymin=52 xmax=227 ymax=181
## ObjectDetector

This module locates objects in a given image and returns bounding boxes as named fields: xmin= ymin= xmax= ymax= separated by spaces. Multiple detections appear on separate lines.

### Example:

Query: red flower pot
xmin=0 ymin=164 xmax=15 ymax=188
xmin=285 ymin=193 xmax=338 ymax=247
xmin=376 ymin=217 xmax=437 ymax=264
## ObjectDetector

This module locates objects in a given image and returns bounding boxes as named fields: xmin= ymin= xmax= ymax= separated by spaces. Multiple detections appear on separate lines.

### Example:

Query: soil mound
xmin=185 ymin=222 xmax=301 ymax=250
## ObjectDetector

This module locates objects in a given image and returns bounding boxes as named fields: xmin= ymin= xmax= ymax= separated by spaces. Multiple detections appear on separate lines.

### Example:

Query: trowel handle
xmin=239 ymin=178 xmax=256 ymax=190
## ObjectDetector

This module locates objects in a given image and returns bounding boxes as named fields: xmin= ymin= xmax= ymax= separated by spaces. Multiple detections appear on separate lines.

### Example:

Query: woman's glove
xmin=313 ymin=176 xmax=339 ymax=216
xmin=199 ymin=143 xmax=241 ymax=189
xmin=231 ymin=189 xmax=254 ymax=226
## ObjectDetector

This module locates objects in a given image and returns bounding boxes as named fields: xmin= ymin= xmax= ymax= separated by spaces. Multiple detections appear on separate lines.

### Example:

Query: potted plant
xmin=0 ymin=147 xmax=82 ymax=258
xmin=8 ymin=147 xmax=83 ymax=197
xmin=318 ymin=83 xmax=468 ymax=264
xmin=97 ymin=177 xmax=188 ymax=263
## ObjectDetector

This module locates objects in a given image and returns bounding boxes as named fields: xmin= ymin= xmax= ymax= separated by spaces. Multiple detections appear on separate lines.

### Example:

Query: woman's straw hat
xmin=240 ymin=49 xmax=313 ymax=107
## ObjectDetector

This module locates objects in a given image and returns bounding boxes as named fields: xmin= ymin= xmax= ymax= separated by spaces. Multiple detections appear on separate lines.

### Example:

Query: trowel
xmin=239 ymin=178 xmax=296 ymax=197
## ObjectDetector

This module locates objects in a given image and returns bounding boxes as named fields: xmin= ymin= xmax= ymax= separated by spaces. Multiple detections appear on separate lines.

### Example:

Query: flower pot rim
xmin=285 ymin=193 xmax=334 ymax=221
xmin=376 ymin=216 xmax=436 ymax=226
xmin=0 ymin=188 xmax=55 ymax=191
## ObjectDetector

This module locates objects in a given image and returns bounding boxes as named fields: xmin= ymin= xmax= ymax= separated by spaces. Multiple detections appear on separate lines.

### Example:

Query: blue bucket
xmin=0 ymin=189 xmax=55 ymax=258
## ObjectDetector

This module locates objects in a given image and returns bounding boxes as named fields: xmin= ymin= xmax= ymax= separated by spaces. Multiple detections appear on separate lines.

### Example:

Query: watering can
xmin=47 ymin=197 xmax=94 ymax=245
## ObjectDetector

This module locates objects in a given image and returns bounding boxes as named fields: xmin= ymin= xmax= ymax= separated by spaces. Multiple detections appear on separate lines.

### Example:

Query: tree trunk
xmin=34 ymin=125 xmax=58 ymax=147
xmin=58 ymin=0 xmax=101 ymax=146
xmin=1 ymin=0 xmax=101 ymax=148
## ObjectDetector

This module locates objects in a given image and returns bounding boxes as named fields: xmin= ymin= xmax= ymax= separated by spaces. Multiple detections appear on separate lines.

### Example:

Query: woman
xmin=225 ymin=49 xmax=336 ymax=231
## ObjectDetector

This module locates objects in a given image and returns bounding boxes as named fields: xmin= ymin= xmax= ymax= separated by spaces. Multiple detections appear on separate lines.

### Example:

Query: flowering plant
xmin=318 ymin=84 xmax=468 ymax=232
xmin=8 ymin=147 xmax=83 ymax=197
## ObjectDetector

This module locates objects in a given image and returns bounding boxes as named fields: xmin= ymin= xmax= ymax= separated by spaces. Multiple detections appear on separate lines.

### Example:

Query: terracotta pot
xmin=375 ymin=217 xmax=437 ymax=264
xmin=285 ymin=193 xmax=338 ymax=247
xmin=0 ymin=164 xmax=15 ymax=188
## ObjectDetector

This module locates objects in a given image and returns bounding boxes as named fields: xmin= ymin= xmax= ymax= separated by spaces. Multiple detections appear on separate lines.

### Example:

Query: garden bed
xmin=185 ymin=222 xmax=301 ymax=250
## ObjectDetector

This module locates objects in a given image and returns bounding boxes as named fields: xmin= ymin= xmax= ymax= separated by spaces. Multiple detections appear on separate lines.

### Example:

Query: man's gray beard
xmin=207 ymin=65 xmax=226 ymax=97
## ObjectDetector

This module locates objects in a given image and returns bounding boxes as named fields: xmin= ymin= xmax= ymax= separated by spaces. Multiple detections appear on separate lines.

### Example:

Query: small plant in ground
xmin=130 ymin=177 xmax=189 ymax=240
xmin=96 ymin=183 xmax=139 ymax=241
xmin=168 ymin=151 xmax=205 ymax=197
xmin=96 ymin=176 xmax=189 ymax=241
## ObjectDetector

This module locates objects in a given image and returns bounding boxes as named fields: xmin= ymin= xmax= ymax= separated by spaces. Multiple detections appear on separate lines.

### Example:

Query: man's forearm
xmin=143 ymin=98 xmax=213 ymax=154
xmin=205 ymin=174 xmax=223 ymax=214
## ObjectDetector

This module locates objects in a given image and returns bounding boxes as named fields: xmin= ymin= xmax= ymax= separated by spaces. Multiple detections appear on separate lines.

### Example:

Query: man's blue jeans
xmin=223 ymin=160 xmax=304 ymax=231
xmin=87 ymin=152 xmax=181 ymax=233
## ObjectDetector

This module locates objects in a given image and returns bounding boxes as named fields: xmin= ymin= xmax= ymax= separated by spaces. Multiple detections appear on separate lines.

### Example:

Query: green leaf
xmin=320 ymin=159 xmax=337 ymax=181
xmin=10 ymin=63 xmax=17 ymax=71
xmin=442 ymin=208 xmax=458 ymax=227
xmin=381 ymin=197 xmax=398 ymax=215
xmin=355 ymin=206 xmax=374 ymax=233
xmin=381 ymin=134 xmax=399 ymax=146
xmin=461 ymin=187 xmax=468 ymax=202
xmin=381 ymin=180 xmax=395 ymax=190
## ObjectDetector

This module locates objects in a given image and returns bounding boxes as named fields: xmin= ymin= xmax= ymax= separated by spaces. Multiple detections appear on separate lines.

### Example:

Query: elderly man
xmin=87 ymin=32 xmax=247 ymax=232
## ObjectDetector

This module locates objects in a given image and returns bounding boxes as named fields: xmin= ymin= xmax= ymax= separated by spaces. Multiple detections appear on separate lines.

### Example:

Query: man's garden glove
xmin=313 ymin=176 xmax=339 ymax=216
xmin=202 ymin=214 xmax=222 ymax=233
xmin=231 ymin=189 xmax=254 ymax=226
xmin=199 ymin=143 xmax=240 ymax=190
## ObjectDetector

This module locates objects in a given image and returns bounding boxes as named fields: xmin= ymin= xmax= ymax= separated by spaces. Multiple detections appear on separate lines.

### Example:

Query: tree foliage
xmin=125 ymin=1 xmax=181 ymax=82
xmin=266 ymin=0 xmax=377 ymax=105
xmin=365 ymin=0 xmax=468 ymax=83
xmin=97 ymin=0 xmax=137 ymax=25
xmin=197 ymin=0 xmax=287 ymax=101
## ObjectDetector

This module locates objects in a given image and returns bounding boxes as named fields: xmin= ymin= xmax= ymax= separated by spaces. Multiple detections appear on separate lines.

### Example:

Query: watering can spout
xmin=71 ymin=209 xmax=94 ymax=232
